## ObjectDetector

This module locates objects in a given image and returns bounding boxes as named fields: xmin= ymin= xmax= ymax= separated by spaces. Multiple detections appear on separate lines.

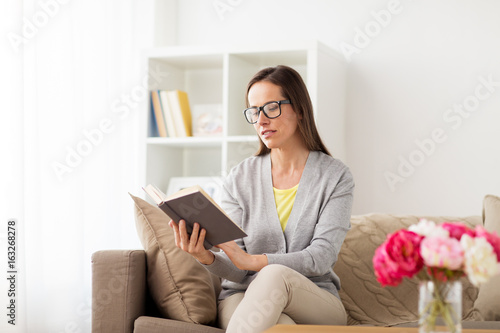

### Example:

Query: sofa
xmin=91 ymin=194 xmax=500 ymax=332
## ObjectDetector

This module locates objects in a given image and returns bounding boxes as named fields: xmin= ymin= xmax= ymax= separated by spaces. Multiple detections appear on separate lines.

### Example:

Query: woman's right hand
xmin=169 ymin=219 xmax=215 ymax=265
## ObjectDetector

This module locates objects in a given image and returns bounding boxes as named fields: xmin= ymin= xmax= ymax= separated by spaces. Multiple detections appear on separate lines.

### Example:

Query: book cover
xmin=143 ymin=184 xmax=247 ymax=249
xmin=176 ymin=90 xmax=193 ymax=137
xmin=167 ymin=90 xmax=192 ymax=137
xmin=150 ymin=91 xmax=168 ymax=137
xmin=159 ymin=90 xmax=177 ymax=137
xmin=149 ymin=97 xmax=160 ymax=137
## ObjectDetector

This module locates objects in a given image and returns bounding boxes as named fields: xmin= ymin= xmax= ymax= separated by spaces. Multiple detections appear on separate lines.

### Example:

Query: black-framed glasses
xmin=243 ymin=100 xmax=291 ymax=124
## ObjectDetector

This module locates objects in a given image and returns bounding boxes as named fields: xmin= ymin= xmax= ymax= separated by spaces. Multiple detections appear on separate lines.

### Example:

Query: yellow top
xmin=273 ymin=183 xmax=299 ymax=232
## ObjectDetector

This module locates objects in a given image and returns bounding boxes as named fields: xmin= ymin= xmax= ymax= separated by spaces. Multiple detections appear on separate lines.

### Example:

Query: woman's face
xmin=247 ymin=81 xmax=301 ymax=150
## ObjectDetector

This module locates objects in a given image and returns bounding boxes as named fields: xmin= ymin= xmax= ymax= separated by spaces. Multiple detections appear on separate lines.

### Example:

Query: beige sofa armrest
xmin=92 ymin=250 xmax=147 ymax=333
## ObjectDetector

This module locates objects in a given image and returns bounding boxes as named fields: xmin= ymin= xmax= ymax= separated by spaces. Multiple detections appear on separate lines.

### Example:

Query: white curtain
xmin=1 ymin=1 xmax=155 ymax=331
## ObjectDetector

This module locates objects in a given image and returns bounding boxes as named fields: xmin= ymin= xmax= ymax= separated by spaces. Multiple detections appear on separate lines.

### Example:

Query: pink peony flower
xmin=475 ymin=226 xmax=500 ymax=261
xmin=373 ymin=245 xmax=403 ymax=286
xmin=373 ymin=230 xmax=424 ymax=286
xmin=373 ymin=220 xmax=500 ymax=290
xmin=441 ymin=222 xmax=476 ymax=240
xmin=420 ymin=236 xmax=464 ymax=270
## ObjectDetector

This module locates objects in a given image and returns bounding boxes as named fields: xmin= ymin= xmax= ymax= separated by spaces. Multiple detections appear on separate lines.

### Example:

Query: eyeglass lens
xmin=245 ymin=102 xmax=281 ymax=123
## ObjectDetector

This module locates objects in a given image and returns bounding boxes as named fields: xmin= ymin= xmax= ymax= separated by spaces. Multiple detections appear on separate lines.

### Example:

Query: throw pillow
xmin=475 ymin=194 xmax=500 ymax=321
xmin=130 ymin=193 xmax=217 ymax=325
xmin=336 ymin=214 xmax=482 ymax=326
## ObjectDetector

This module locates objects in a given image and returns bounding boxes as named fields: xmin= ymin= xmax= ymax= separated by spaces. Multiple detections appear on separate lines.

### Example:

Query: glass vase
xmin=419 ymin=280 xmax=462 ymax=333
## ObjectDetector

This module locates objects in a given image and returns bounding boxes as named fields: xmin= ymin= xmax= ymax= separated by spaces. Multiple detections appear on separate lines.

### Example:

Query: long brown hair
xmin=245 ymin=65 xmax=331 ymax=156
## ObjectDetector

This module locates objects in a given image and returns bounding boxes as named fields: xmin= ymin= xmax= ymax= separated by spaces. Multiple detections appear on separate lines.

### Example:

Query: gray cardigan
xmin=204 ymin=151 xmax=354 ymax=300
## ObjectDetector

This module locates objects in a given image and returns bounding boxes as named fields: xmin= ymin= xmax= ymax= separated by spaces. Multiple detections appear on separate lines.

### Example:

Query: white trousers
xmin=218 ymin=264 xmax=347 ymax=333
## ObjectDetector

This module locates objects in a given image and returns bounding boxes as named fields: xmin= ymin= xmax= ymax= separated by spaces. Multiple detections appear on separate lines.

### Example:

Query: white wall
xmin=162 ymin=0 xmax=500 ymax=216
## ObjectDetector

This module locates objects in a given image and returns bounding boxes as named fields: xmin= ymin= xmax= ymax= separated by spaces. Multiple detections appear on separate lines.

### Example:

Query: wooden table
xmin=263 ymin=325 xmax=495 ymax=333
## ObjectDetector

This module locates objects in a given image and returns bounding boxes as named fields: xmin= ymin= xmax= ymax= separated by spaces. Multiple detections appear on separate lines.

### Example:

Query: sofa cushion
xmin=134 ymin=316 xmax=225 ymax=333
xmin=475 ymin=194 xmax=500 ymax=321
xmin=335 ymin=214 xmax=483 ymax=326
xmin=130 ymin=194 xmax=217 ymax=325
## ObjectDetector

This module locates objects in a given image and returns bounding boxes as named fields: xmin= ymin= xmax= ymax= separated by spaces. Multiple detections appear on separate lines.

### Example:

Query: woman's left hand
xmin=216 ymin=241 xmax=268 ymax=272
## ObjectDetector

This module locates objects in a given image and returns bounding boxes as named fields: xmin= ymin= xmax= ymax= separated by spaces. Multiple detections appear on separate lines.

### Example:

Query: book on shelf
xmin=149 ymin=98 xmax=160 ymax=137
xmin=143 ymin=184 xmax=247 ymax=249
xmin=167 ymin=90 xmax=193 ymax=137
xmin=152 ymin=89 xmax=193 ymax=138
xmin=150 ymin=90 xmax=168 ymax=137
xmin=158 ymin=90 xmax=178 ymax=137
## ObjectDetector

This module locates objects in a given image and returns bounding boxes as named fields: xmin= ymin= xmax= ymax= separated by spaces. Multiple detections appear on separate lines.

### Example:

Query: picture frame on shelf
xmin=191 ymin=104 xmax=223 ymax=137
xmin=167 ymin=176 xmax=223 ymax=205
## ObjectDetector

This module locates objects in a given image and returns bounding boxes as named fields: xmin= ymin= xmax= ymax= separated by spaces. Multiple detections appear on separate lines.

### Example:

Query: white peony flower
xmin=409 ymin=219 xmax=449 ymax=238
xmin=461 ymin=234 xmax=499 ymax=286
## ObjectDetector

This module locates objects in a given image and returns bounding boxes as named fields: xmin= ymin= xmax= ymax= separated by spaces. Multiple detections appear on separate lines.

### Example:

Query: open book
xmin=143 ymin=184 xmax=247 ymax=249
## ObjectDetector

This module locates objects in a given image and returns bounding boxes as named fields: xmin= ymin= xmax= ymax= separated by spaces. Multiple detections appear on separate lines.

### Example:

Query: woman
xmin=170 ymin=65 xmax=354 ymax=332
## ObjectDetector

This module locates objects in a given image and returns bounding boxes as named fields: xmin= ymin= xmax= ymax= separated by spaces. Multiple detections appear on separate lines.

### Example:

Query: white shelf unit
xmin=142 ymin=41 xmax=346 ymax=193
